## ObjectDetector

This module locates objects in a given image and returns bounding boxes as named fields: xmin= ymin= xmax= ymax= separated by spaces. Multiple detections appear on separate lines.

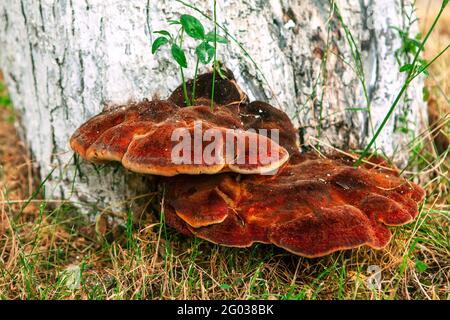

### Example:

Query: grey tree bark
xmin=0 ymin=0 xmax=426 ymax=212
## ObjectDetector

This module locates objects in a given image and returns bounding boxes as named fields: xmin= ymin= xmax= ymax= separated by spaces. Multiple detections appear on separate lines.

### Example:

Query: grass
xmin=0 ymin=0 xmax=449 ymax=300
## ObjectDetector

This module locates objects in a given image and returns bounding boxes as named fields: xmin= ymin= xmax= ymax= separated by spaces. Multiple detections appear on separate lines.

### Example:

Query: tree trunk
xmin=0 ymin=0 xmax=427 ymax=212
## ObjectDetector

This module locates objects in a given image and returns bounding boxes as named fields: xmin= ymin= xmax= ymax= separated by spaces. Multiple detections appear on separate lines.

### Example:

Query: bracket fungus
xmin=70 ymin=71 xmax=425 ymax=258
xmin=162 ymin=153 xmax=424 ymax=257
xmin=70 ymin=99 xmax=289 ymax=176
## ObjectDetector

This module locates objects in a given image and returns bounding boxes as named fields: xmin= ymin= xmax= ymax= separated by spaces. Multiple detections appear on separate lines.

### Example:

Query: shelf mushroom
xmin=162 ymin=152 xmax=424 ymax=257
xmin=69 ymin=71 xmax=425 ymax=257
xmin=70 ymin=99 xmax=289 ymax=176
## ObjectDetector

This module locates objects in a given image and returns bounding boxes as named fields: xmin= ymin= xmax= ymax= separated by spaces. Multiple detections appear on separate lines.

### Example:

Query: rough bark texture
xmin=0 ymin=0 xmax=426 ymax=212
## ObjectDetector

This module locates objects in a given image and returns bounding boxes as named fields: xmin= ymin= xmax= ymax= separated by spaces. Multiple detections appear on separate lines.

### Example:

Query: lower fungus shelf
xmin=163 ymin=152 xmax=424 ymax=258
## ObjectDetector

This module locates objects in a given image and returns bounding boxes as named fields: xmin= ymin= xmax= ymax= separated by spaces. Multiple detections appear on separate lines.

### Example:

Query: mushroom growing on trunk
xmin=70 ymin=99 xmax=289 ymax=176
xmin=70 ymin=71 xmax=425 ymax=258
xmin=163 ymin=152 xmax=424 ymax=257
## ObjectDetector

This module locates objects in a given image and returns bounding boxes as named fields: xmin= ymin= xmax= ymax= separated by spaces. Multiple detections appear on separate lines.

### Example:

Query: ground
xmin=0 ymin=0 xmax=448 ymax=299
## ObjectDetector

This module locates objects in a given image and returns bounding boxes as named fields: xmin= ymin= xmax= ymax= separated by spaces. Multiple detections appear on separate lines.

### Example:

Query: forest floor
xmin=0 ymin=1 xmax=448 ymax=299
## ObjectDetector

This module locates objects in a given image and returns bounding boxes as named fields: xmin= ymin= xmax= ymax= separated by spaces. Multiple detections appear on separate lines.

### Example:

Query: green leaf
xmin=404 ymin=39 xmax=419 ymax=54
xmin=418 ymin=67 xmax=429 ymax=77
xmin=399 ymin=63 xmax=413 ymax=72
xmin=213 ymin=61 xmax=228 ymax=79
xmin=422 ymin=87 xmax=430 ymax=102
xmin=219 ymin=284 xmax=230 ymax=290
xmin=415 ymin=259 xmax=428 ymax=273
xmin=205 ymin=31 xmax=228 ymax=44
xmin=0 ymin=95 xmax=11 ymax=106
xmin=407 ymin=38 xmax=421 ymax=48
xmin=195 ymin=42 xmax=215 ymax=64
xmin=168 ymin=19 xmax=180 ymax=25
xmin=400 ymin=127 xmax=409 ymax=134
xmin=6 ymin=114 xmax=15 ymax=124
xmin=154 ymin=30 xmax=172 ymax=38
xmin=171 ymin=43 xmax=187 ymax=68
xmin=151 ymin=36 xmax=169 ymax=54
xmin=180 ymin=14 xmax=205 ymax=40
xmin=418 ymin=59 xmax=429 ymax=76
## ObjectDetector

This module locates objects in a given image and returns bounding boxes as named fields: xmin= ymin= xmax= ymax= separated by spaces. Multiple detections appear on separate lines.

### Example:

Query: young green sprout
xmin=151 ymin=13 xmax=228 ymax=107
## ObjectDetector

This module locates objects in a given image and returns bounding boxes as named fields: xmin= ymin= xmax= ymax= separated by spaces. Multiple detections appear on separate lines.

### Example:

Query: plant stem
xmin=210 ymin=0 xmax=217 ymax=110
xmin=192 ymin=57 xmax=200 ymax=105
xmin=175 ymin=0 xmax=281 ymax=106
xmin=354 ymin=0 xmax=447 ymax=167
xmin=411 ymin=43 xmax=450 ymax=81
xmin=180 ymin=67 xmax=190 ymax=106
xmin=179 ymin=28 xmax=191 ymax=106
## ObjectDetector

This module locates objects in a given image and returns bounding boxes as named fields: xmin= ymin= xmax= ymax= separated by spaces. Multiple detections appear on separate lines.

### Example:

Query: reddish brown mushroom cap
xmin=70 ymin=100 xmax=289 ymax=176
xmin=163 ymin=152 xmax=425 ymax=257
xmin=168 ymin=71 xmax=299 ymax=154
xmin=70 ymin=100 xmax=179 ymax=160
xmin=237 ymin=101 xmax=299 ymax=155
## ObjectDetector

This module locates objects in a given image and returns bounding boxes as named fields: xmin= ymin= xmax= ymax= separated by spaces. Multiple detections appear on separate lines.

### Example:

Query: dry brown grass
xmin=0 ymin=1 xmax=449 ymax=300
xmin=417 ymin=0 xmax=450 ymax=155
